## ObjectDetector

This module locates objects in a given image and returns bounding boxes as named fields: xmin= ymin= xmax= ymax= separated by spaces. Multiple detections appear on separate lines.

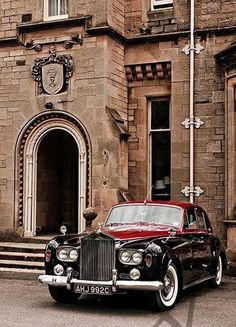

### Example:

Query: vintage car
xmin=38 ymin=201 xmax=227 ymax=311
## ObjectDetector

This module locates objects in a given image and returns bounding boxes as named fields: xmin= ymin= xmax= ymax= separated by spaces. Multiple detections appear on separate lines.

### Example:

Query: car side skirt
xmin=183 ymin=275 xmax=214 ymax=290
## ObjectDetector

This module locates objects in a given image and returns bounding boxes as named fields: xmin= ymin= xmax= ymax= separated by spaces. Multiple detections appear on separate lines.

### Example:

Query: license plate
xmin=74 ymin=285 xmax=112 ymax=295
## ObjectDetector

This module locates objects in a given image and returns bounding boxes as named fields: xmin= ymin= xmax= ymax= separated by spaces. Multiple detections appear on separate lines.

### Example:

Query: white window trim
xmin=151 ymin=0 xmax=173 ymax=11
xmin=44 ymin=0 xmax=68 ymax=21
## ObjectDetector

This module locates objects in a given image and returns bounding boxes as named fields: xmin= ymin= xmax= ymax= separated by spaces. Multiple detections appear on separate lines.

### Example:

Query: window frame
xmin=185 ymin=208 xmax=208 ymax=231
xmin=151 ymin=0 xmax=173 ymax=11
xmin=44 ymin=0 xmax=68 ymax=21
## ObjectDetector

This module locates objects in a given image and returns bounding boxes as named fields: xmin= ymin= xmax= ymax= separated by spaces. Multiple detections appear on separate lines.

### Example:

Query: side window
xmin=194 ymin=208 xmax=207 ymax=230
xmin=186 ymin=208 xmax=197 ymax=229
xmin=202 ymin=210 xmax=213 ymax=232
xmin=44 ymin=0 xmax=68 ymax=21
xmin=151 ymin=0 xmax=173 ymax=11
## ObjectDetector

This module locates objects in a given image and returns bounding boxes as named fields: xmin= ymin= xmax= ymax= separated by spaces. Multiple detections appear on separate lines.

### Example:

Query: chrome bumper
xmin=38 ymin=268 xmax=163 ymax=292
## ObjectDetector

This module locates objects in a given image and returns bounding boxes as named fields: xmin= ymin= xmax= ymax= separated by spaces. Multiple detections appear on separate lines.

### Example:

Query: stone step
xmin=0 ymin=241 xmax=46 ymax=275
xmin=0 ymin=242 xmax=46 ymax=253
xmin=0 ymin=251 xmax=44 ymax=262
xmin=0 ymin=241 xmax=48 ymax=279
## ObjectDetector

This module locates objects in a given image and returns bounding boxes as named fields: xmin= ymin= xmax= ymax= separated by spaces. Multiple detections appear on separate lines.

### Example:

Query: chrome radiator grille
xmin=80 ymin=238 xmax=115 ymax=281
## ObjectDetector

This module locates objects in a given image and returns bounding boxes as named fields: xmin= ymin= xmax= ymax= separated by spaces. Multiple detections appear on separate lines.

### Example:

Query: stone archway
xmin=15 ymin=111 xmax=90 ymax=237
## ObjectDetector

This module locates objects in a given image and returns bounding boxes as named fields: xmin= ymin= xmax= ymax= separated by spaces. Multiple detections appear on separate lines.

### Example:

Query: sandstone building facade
xmin=0 ymin=0 xmax=236 ymax=263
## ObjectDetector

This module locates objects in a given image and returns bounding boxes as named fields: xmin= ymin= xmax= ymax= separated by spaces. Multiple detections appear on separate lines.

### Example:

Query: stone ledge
xmin=17 ymin=16 xmax=92 ymax=33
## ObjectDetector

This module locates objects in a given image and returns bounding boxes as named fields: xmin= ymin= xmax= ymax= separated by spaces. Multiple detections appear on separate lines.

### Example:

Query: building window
xmin=151 ymin=0 xmax=173 ymax=11
xmin=149 ymin=99 xmax=171 ymax=200
xmin=44 ymin=0 xmax=68 ymax=21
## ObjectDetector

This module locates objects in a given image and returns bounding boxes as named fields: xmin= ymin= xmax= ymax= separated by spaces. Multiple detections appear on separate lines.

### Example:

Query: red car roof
xmin=112 ymin=200 xmax=199 ymax=210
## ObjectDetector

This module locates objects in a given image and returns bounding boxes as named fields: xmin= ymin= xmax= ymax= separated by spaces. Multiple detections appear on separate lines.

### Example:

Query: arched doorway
xmin=36 ymin=130 xmax=78 ymax=234
xmin=15 ymin=111 xmax=90 ymax=237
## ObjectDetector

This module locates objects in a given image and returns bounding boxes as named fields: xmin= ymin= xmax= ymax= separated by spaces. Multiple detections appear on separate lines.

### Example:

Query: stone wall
xmin=124 ymin=31 xmax=232 ymax=237
xmin=0 ymin=17 xmax=127 ymax=231
xmin=0 ymin=0 xmax=124 ymax=36
xmin=124 ymin=0 xmax=236 ymax=37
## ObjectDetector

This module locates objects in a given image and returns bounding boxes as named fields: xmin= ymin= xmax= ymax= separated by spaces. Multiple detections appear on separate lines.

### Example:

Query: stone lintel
xmin=125 ymin=62 xmax=171 ymax=82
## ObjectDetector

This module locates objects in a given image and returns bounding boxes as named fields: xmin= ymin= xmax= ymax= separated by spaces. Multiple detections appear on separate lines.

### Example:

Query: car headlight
xmin=58 ymin=248 xmax=68 ymax=260
xmin=69 ymin=249 xmax=78 ymax=261
xmin=120 ymin=251 xmax=132 ymax=263
xmin=132 ymin=252 xmax=143 ymax=264
xmin=56 ymin=247 xmax=79 ymax=262
xmin=119 ymin=250 xmax=143 ymax=265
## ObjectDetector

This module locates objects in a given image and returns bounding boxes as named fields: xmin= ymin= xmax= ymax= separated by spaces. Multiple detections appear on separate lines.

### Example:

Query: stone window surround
xmin=225 ymin=73 xmax=236 ymax=220
xmin=15 ymin=111 xmax=91 ymax=237
xmin=44 ymin=0 xmax=69 ymax=21
xmin=127 ymin=82 xmax=171 ymax=200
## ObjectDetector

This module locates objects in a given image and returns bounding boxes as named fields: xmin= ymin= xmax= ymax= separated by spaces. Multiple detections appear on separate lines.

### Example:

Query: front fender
xmin=160 ymin=252 xmax=183 ymax=283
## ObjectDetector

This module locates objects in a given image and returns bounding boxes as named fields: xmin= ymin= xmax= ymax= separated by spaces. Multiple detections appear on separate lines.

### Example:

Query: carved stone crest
xmin=42 ymin=63 xmax=64 ymax=95
xmin=32 ymin=47 xmax=74 ymax=95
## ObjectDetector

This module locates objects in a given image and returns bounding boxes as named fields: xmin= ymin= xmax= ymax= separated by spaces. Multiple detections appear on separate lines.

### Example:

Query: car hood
xmin=101 ymin=223 xmax=177 ymax=240
xmin=51 ymin=224 xmax=179 ymax=245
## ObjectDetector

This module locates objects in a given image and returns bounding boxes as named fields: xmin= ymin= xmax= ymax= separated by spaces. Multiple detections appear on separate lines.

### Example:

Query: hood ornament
xmin=83 ymin=207 xmax=98 ymax=232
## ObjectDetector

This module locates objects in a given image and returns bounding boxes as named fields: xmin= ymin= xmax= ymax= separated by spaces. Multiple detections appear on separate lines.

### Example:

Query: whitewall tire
xmin=212 ymin=255 xmax=223 ymax=287
xmin=148 ymin=263 xmax=179 ymax=311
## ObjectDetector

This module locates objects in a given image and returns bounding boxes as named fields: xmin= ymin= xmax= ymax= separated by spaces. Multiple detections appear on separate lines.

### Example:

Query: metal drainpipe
xmin=181 ymin=0 xmax=204 ymax=202
xmin=189 ymin=0 xmax=195 ymax=204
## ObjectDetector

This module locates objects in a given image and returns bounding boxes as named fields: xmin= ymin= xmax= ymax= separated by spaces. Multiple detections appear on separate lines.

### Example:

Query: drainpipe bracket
xmin=182 ymin=43 xmax=204 ymax=55
xmin=182 ymin=117 xmax=204 ymax=129
xmin=181 ymin=186 xmax=204 ymax=197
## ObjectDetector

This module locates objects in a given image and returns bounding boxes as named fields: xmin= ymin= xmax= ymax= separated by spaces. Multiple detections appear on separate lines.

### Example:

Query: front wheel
xmin=211 ymin=255 xmax=223 ymax=287
xmin=48 ymin=285 xmax=81 ymax=304
xmin=148 ymin=263 xmax=179 ymax=311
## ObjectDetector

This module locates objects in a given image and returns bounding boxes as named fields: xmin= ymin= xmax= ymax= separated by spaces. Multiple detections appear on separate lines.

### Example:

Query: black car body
xmin=39 ymin=201 xmax=227 ymax=310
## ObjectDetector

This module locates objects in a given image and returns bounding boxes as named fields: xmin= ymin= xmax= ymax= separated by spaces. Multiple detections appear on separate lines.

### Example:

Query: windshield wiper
xmin=135 ymin=221 xmax=178 ymax=228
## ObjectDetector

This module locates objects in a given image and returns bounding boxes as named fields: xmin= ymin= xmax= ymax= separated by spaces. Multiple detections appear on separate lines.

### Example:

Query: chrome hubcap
xmin=162 ymin=273 xmax=175 ymax=300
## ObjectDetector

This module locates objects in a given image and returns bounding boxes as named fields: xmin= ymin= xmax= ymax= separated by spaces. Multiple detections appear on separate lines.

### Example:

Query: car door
xmin=185 ymin=207 xmax=213 ymax=281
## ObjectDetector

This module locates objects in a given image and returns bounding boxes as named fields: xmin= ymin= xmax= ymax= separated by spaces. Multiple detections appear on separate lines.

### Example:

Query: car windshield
xmin=106 ymin=205 xmax=182 ymax=228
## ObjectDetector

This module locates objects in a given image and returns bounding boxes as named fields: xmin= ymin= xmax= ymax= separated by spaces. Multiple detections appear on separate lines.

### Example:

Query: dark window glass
xmin=151 ymin=132 xmax=171 ymax=200
xmin=194 ymin=208 xmax=207 ymax=230
xmin=151 ymin=100 xmax=169 ymax=129
xmin=186 ymin=208 xmax=197 ymax=229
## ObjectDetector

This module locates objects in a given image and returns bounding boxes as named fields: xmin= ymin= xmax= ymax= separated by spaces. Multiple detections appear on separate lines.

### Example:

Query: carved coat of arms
xmin=32 ymin=47 xmax=74 ymax=95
